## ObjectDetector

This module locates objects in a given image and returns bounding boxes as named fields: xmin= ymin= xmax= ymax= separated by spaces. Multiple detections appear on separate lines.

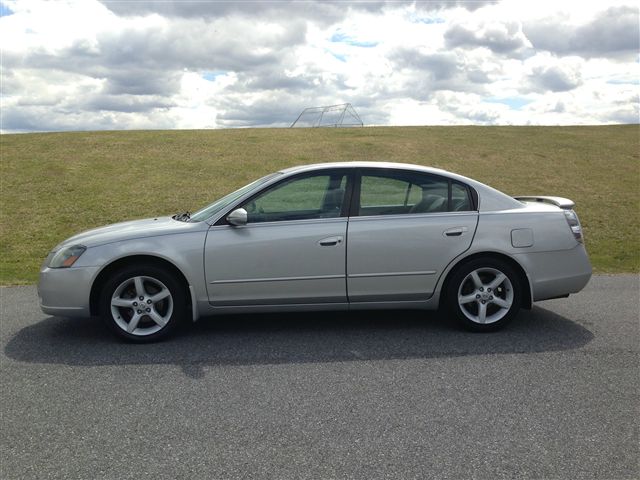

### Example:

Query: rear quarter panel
xmin=454 ymin=206 xmax=591 ymax=301
xmin=472 ymin=209 xmax=578 ymax=254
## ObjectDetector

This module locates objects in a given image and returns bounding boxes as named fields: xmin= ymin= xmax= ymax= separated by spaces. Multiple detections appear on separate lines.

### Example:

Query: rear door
xmin=347 ymin=169 xmax=478 ymax=302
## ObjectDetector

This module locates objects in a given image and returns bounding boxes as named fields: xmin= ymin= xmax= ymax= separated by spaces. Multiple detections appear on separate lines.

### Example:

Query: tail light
xmin=563 ymin=210 xmax=583 ymax=243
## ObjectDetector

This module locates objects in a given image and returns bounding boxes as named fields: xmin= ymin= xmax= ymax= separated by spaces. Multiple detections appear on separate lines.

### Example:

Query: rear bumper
xmin=38 ymin=266 xmax=99 ymax=318
xmin=514 ymin=244 xmax=592 ymax=302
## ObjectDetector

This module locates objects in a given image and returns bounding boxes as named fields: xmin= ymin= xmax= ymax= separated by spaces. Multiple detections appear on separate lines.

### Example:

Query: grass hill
xmin=1 ymin=125 xmax=638 ymax=284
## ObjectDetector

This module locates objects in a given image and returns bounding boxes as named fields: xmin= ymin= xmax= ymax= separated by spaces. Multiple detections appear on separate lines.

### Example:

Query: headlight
xmin=48 ymin=245 xmax=87 ymax=268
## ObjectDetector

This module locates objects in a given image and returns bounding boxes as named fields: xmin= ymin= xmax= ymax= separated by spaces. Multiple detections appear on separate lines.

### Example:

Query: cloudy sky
xmin=1 ymin=0 xmax=638 ymax=132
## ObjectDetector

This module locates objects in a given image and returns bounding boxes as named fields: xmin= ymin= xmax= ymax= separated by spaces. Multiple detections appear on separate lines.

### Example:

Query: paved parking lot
xmin=1 ymin=275 xmax=638 ymax=479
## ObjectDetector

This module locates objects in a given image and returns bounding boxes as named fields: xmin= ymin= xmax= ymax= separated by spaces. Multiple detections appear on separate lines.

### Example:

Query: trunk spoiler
xmin=514 ymin=196 xmax=575 ymax=210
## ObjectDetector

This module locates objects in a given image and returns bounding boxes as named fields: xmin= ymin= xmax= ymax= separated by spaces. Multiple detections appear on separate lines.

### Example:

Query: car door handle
xmin=443 ymin=227 xmax=468 ymax=237
xmin=318 ymin=236 xmax=344 ymax=246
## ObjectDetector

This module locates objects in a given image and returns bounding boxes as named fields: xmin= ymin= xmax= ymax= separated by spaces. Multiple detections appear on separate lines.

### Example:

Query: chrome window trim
xmin=349 ymin=211 xmax=478 ymax=222
xmin=209 ymin=217 xmax=348 ymax=230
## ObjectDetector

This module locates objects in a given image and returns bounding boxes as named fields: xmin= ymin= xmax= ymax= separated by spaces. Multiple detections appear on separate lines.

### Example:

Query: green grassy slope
xmin=1 ymin=125 xmax=638 ymax=284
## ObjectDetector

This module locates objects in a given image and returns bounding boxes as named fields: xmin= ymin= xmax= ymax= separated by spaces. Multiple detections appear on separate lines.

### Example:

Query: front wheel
xmin=99 ymin=264 xmax=187 ymax=342
xmin=447 ymin=258 xmax=522 ymax=332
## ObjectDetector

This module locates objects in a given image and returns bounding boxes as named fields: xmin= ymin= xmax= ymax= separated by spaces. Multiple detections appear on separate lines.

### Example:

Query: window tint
xmin=416 ymin=178 xmax=448 ymax=213
xmin=360 ymin=176 xmax=411 ymax=208
xmin=190 ymin=173 xmax=280 ymax=222
xmin=451 ymin=182 xmax=472 ymax=211
xmin=357 ymin=171 xmax=474 ymax=216
xmin=241 ymin=173 xmax=347 ymax=223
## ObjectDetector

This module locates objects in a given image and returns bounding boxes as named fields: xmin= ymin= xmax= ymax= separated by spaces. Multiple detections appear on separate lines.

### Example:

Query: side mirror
xmin=226 ymin=208 xmax=248 ymax=226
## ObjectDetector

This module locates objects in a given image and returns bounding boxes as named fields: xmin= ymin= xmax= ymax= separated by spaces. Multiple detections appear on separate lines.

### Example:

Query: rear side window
xmin=451 ymin=182 xmax=472 ymax=211
xmin=360 ymin=176 xmax=421 ymax=209
xmin=357 ymin=170 xmax=474 ymax=216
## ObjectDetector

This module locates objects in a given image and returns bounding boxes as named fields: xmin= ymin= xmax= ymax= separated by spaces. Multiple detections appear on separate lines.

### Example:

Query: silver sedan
xmin=38 ymin=162 xmax=592 ymax=342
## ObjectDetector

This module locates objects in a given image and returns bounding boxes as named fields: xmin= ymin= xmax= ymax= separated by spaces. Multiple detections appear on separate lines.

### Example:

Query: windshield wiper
xmin=172 ymin=211 xmax=191 ymax=222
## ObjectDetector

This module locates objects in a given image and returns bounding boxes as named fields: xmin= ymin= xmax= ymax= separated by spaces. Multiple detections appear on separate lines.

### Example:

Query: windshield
xmin=189 ymin=173 xmax=281 ymax=222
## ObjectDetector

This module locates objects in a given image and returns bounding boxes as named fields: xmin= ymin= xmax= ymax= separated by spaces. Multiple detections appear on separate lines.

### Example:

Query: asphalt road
xmin=1 ymin=275 xmax=638 ymax=480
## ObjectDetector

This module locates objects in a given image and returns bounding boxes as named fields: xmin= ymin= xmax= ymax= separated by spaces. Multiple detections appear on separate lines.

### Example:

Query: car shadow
xmin=4 ymin=306 xmax=593 ymax=379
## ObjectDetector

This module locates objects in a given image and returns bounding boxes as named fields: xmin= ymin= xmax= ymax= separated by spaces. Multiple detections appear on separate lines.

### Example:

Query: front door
xmin=204 ymin=170 xmax=351 ymax=306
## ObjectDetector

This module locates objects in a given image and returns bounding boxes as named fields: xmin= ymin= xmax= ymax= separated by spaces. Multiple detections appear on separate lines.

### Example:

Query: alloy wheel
xmin=110 ymin=275 xmax=174 ymax=336
xmin=457 ymin=267 xmax=514 ymax=324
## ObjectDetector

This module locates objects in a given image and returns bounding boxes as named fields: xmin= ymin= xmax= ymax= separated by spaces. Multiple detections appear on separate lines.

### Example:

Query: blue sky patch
xmin=411 ymin=15 xmax=445 ymax=25
xmin=606 ymin=78 xmax=639 ymax=85
xmin=331 ymin=52 xmax=347 ymax=62
xmin=330 ymin=32 xmax=378 ymax=48
xmin=202 ymin=71 xmax=227 ymax=81
xmin=484 ymin=97 xmax=533 ymax=110
xmin=0 ymin=2 xmax=14 ymax=17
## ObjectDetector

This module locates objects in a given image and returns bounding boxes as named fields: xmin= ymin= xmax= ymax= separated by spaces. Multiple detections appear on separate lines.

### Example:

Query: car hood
xmin=55 ymin=216 xmax=201 ymax=250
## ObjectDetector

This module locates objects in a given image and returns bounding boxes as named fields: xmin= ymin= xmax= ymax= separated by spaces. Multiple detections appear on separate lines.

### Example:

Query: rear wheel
xmin=447 ymin=258 xmax=522 ymax=332
xmin=99 ymin=264 xmax=186 ymax=342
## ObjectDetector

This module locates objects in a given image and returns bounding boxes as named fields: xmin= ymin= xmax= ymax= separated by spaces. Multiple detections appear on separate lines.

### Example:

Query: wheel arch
xmin=439 ymin=251 xmax=532 ymax=310
xmin=89 ymin=255 xmax=192 ymax=317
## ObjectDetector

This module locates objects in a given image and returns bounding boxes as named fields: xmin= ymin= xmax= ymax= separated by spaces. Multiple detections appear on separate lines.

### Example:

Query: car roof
xmin=278 ymin=161 xmax=476 ymax=187
xmin=279 ymin=161 xmax=450 ymax=176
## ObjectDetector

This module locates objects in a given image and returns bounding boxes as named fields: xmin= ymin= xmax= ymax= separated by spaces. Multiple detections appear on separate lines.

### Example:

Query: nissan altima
xmin=38 ymin=162 xmax=592 ymax=342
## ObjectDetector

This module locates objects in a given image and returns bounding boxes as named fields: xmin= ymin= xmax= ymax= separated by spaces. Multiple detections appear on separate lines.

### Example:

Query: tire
xmin=447 ymin=257 xmax=522 ymax=332
xmin=99 ymin=263 xmax=187 ymax=342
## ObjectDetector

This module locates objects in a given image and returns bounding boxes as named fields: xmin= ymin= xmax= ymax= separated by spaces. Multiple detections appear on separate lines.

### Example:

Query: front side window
xmin=241 ymin=172 xmax=348 ymax=223
xmin=357 ymin=170 xmax=473 ymax=216
xmin=190 ymin=173 xmax=281 ymax=222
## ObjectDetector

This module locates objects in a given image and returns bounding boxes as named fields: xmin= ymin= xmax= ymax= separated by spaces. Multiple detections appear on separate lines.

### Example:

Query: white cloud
xmin=525 ymin=54 xmax=585 ymax=92
xmin=0 ymin=0 xmax=638 ymax=132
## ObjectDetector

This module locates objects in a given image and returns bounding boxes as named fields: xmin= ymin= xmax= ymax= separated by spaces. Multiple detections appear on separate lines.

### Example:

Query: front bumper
xmin=38 ymin=266 xmax=100 ymax=318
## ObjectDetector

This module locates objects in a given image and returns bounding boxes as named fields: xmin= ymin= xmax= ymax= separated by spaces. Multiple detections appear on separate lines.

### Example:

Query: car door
xmin=204 ymin=170 xmax=352 ymax=306
xmin=347 ymin=169 xmax=478 ymax=302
